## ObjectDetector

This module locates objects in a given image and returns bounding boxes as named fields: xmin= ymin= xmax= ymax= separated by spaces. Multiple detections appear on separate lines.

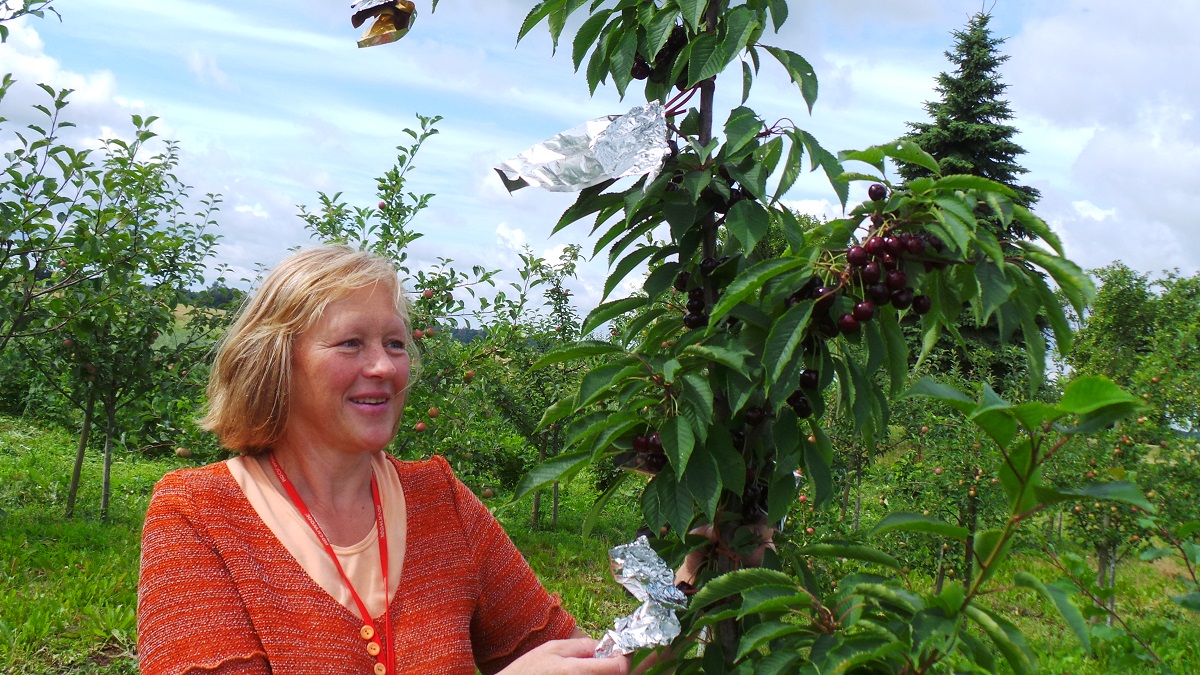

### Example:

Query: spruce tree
xmin=899 ymin=12 xmax=1040 ymax=238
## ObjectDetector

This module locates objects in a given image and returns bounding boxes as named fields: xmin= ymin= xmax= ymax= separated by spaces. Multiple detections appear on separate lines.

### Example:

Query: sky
xmin=2 ymin=0 xmax=1197 ymax=314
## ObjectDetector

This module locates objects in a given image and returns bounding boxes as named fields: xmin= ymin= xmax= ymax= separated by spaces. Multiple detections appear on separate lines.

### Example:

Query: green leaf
xmin=1171 ymin=591 xmax=1200 ymax=613
xmin=964 ymin=606 xmax=1037 ymax=675
xmin=1012 ymin=205 xmax=1065 ymax=256
xmin=870 ymin=512 xmax=968 ymax=540
xmin=680 ymin=344 xmax=749 ymax=373
xmin=794 ymin=543 xmax=899 ymax=569
xmin=684 ymin=34 xmax=722 ymax=87
xmin=762 ymin=46 xmax=818 ymax=112
xmin=883 ymin=139 xmax=940 ymax=175
xmin=725 ymin=199 xmax=770 ymax=252
xmin=738 ymin=586 xmax=812 ymax=618
xmin=736 ymin=621 xmax=807 ymax=661
xmin=582 ymin=470 xmax=630 ymax=538
xmin=603 ymin=246 xmax=658 ymax=301
xmin=689 ymin=568 xmax=798 ymax=609
xmin=709 ymin=257 xmax=806 ymax=324
xmin=517 ymin=0 xmax=557 ymax=44
xmin=577 ymin=362 xmax=632 ymax=408
xmin=662 ymin=415 xmax=695 ymax=475
xmin=536 ymin=394 xmax=578 ymax=431
xmin=681 ymin=444 xmax=721 ymax=520
xmin=932 ymin=174 xmax=1017 ymax=197
xmin=902 ymin=377 xmax=975 ymax=415
xmin=530 ymin=340 xmax=624 ymax=370
xmin=511 ymin=449 xmax=592 ymax=502
xmin=1033 ymin=481 xmax=1156 ymax=514
xmin=572 ymin=10 xmax=611 ymax=70
xmin=581 ymin=295 xmax=648 ymax=336
xmin=973 ymin=529 xmax=1013 ymax=586
xmin=679 ymin=0 xmax=705 ymax=31
xmin=1015 ymin=572 xmax=1091 ymax=655
xmin=1058 ymin=376 xmax=1142 ymax=415
xmin=763 ymin=300 xmax=813 ymax=386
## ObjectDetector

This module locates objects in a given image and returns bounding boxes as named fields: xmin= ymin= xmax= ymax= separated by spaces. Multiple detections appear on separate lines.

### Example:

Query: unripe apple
xmin=798 ymin=494 xmax=807 ymax=503
xmin=412 ymin=329 xmax=424 ymax=340
xmin=423 ymin=289 xmax=435 ymax=299
xmin=62 ymin=338 xmax=73 ymax=348
xmin=481 ymin=488 xmax=494 ymax=499
xmin=463 ymin=369 xmax=475 ymax=383
xmin=934 ymin=467 xmax=943 ymax=475
xmin=175 ymin=447 xmax=192 ymax=458
xmin=424 ymin=326 xmax=436 ymax=337
xmin=805 ymin=527 xmax=815 ymax=535
xmin=414 ymin=422 xmax=427 ymax=432
xmin=378 ymin=201 xmax=386 ymax=210
xmin=428 ymin=406 xmax=440 ymax=418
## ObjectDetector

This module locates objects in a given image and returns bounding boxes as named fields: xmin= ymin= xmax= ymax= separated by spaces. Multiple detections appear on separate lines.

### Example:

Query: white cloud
xmin=185 ymin=49 xmax=231 ymax=89
xmin=1071 ymin=201 xmax=1116 ymax=222
xmin=234 ymin=203 xmax=269 ymax=219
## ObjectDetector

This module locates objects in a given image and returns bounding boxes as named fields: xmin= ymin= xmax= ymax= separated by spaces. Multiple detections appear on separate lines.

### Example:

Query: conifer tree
xmin=899 ymin=12 xmax=1040 ymax=238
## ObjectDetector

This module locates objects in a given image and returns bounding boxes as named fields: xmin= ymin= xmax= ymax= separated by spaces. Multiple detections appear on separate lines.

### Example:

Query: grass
xmin=2 ymin=413 xmax=1197 ymax=673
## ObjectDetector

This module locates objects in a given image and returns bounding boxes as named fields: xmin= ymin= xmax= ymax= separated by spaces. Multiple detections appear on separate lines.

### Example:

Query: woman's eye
xmin=341 ymin=339 xmax=361 ymax=347
xmin=387 ymin=340 xmax=407 ymax=351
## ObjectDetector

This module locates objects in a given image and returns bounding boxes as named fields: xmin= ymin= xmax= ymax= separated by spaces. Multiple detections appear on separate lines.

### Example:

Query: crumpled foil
xmin=495 ymin=102 xmax=669 ymax=193
xmin=594 ymin=535 xmax=689 ymax=658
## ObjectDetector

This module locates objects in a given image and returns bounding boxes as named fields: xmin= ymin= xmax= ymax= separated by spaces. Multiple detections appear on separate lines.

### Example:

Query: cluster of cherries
xmin=674 ymin=256 xmax=726 ymax=330
xmin=630 ymin=25 xmax=688 ymax=82
xmin=628 ymin=430 xmax=668 ymax=473
xmin=788 ymin=185 xmax=941 ymax=335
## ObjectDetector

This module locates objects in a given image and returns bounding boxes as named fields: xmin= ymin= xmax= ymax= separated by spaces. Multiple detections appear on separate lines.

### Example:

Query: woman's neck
xmin=262 ymin=444 xmax=378 ymax=546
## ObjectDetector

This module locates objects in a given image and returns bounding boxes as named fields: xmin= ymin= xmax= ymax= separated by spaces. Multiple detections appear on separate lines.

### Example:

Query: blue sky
xmin=2 ymin=0 xmax=1197 ymax=311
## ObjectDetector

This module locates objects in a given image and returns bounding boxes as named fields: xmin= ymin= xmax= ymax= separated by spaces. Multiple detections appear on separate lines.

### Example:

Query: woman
xmin=137 ymin=246 xmax=627 ymax=675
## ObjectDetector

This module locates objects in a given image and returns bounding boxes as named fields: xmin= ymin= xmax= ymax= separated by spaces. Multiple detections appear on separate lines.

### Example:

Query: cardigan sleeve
xmin=434 ymin=458 xmax=578 ymax=674
xmin=137 ymin=470 xmax=272 ymax=675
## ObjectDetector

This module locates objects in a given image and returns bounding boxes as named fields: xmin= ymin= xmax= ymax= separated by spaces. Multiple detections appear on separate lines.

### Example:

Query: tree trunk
xmin=531 ymin=442 xmax=546 ymax=529
xmin=963 ymin=489 xmax=979 ymax=589
xmin=100 ymin=399 xmax=115 ymax=520
xmin=934 ymin=544 xmax=947 ymax=594
xmin=65 ymin=396 xmax=95 ymax=519
xmin=551 ymin=482 xmax=559 ymax=528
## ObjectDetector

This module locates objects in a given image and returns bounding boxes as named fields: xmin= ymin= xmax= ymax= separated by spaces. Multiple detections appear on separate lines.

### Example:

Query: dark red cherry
xmin=885 ymin=269 xmax=908 ymax=291
xmin=787 ymin=391 xmax=813 ymax=418
xmin=699 ymin=257 xmax=720 ymax=277
xmin=799 ymin=369 xmax=820 ymax=390
xmin=846 ymin=245 xmax=869 ymax=268
xmin=891 ymin=288 xmax=914 ymax=310
xmin=864 ymin=236 xmax=886 ymax=256
xmin=673 ymin=271 xmax=691 ymax=292
xmin=686 ymin=298 xmax=706 ymax=313
xmin=812 ymin=286 xmax=836 ymax=312
xmin=868 ymin=283 xmax=891 ymax=306
xmin=859 ymin=261 xmax=882 ymax=284
xmin=884 ymin=236 xmax=905 ymax=256
xmin=683 ymin=312 xmax=708 ymax=329
xmin=837 ymin=314 xmax=860 ymax=334
xmin=744 ymin=406 xmax=768 ymax=426
xmin=912 ymin=294 xmax=933 ymax=315
xmin=852 ymin=301 xmax=875 ymax=322
xmin=905 ymin=236 xmax=926 ymax=255
xmin=868 ymin=183 xmax=888 ymax=202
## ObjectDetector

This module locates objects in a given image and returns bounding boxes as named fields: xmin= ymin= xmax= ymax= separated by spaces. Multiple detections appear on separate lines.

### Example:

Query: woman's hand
xmin=498 ymin=637 xmax=629 ymax=675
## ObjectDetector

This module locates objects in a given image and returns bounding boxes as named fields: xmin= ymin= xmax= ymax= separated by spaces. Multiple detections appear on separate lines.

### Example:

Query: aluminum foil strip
xmin=495 ymin=102 xmax=669 ymax=193
xmin=594 ymin=535 xmax=688 ymax=658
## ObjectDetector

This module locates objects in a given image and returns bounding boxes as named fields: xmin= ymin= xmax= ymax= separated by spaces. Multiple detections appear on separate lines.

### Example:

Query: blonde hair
xmin=201 ymin=245 xmax=416 ymax=455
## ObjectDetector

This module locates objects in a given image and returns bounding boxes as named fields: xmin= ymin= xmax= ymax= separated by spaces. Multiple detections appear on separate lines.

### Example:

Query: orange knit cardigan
xmin=137 ymin=455 xmax=576 ymax=674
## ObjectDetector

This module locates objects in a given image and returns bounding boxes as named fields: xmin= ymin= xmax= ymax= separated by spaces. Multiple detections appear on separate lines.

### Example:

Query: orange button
xmin=367 ymin=641 xmax=381 ymax=656
xmin=373 ymin=663 xmax=387 ymax=675
xmin=360 ymin=625 xmax=375 ymax=641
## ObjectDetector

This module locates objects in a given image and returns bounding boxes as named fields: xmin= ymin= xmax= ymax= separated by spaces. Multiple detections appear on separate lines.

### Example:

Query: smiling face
xmin=276 ymin=284 xmax=411 ymax=459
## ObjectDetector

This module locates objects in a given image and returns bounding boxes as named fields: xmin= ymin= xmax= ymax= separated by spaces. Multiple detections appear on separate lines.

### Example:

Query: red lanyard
xmin=270 ymin=454 xmax=393 ymax=675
